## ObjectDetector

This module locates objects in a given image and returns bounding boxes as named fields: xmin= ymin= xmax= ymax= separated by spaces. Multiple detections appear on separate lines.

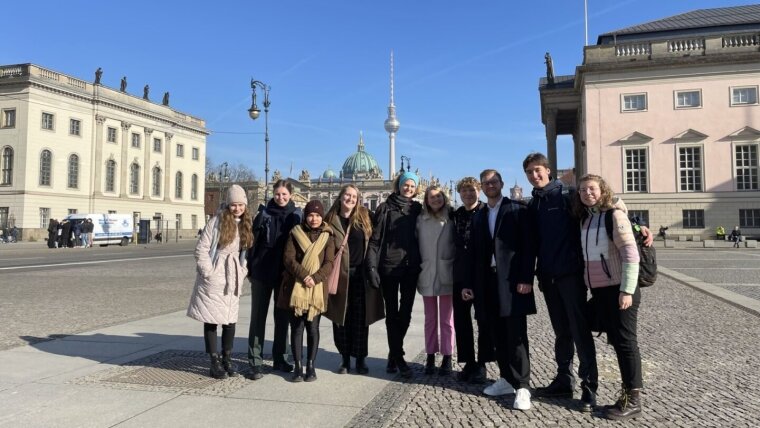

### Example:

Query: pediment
xmin=618 ymin=131 xmax=653 ymax=144
xmin=728 ymin=126 xmax=760 ymax=141
xmin=672 ymin=129 xmax=708 ymax=141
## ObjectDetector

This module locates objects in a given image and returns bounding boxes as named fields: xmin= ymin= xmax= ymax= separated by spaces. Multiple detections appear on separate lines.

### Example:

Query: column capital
xmin=165 ymin=132 xmax=174 ymax=141
xmin=95 ymin=114 xmax=107 ymax=124
xmin=144 ymin=127 xmax=154 ymax=136
xmin=121 ymin=121 xmax=132 ymax=130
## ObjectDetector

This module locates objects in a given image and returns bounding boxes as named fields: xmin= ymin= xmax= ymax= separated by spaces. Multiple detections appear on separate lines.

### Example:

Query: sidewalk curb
xmin=659 ymin=266 xmax=760 ymax=317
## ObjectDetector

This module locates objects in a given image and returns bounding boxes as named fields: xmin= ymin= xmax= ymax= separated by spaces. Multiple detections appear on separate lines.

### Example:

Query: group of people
xmin=186 ymin=152 xmax=652 ymax=421
xmin=46 ymin=218 xmax=94 ymax=248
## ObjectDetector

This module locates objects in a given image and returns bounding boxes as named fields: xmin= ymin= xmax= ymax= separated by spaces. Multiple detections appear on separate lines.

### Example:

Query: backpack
xmin=604 ymin=209 xmax=657 ymax=288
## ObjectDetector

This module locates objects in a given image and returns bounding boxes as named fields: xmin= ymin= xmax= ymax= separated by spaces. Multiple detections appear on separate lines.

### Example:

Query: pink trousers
xmin=423 ymin=295 xmax=455 ymax=355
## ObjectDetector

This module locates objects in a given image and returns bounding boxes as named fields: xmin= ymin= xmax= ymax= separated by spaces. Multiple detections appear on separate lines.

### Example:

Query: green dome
xmin=322 ymin=167 xmax=336 ymax=179
xmin=342 ymin=132 xmax=383 ymax=180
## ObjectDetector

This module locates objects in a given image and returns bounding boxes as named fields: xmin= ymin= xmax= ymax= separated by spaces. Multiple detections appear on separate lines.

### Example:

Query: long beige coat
xmin=187 ymin=216 xmax=248 ymax=325
xmin=416 ymin=207 xmax=455 ymax=297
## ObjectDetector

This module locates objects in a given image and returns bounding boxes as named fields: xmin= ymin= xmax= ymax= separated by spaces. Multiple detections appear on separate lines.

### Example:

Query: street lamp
xmin=218 ymin=162 xmax=229 ymax=207
xmin=248 ymin=78 xmax=271 ymax=201
xmin=400 ymin=155 xmax=411 ymax=174
xmin=450 ymin=180 xmax=457 ymax=206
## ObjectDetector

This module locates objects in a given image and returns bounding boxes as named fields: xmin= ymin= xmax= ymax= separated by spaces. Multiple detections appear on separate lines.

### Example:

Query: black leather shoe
xmin=580 ymin=386 xmax=596 ymax=412
xmin=273 ymin=360 xmax=294 ymax=373
xmin=396 ymin=357 xmax=413 ymax=379
xmin=247 ymin=365 xmax=264 ymax=380
xmin=457 ymin=362 xmax=475 ymax=382
xmin=424 ymin=354 xmax=436 ymax=375
xmin=469 ymin=365 xmax=487 ymax=384
xmin=355 ymin=357 xmax=369 ymax=375
xmin=304 ymin=360 xmax=317 ymax=382
xmin=386 ymin=355 xmax=398 ymax=374
xmin=534 ymin=378 xmax=574 ymax=398
xmin=291 ymin=362 xmax=304 ymax=382
xmin=438 ymin=355 xmax=452 ymax=376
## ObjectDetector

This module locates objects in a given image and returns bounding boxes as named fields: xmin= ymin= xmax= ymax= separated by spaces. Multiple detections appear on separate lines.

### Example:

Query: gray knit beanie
xmin=227 ymin=184 xmax=248 ymax=205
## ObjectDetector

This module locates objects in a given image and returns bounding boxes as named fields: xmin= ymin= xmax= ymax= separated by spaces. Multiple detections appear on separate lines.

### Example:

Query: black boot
xmin=469 ymin=363 xmax=487 ymax=384
xmin=396 ymin=356 xmax=413 ymax=379
xmin=221 ymin=351 xmax=239 ymax=377
xmin=424 ymin=354 xmax=436 ymax=375
xmin=304 ymin=360 xmax=317 ymax=382
xmin=355 ymin=357 xmax=369 ymax=375
xmin=338 ymin=354 xmax=350 ymax=374
xmin=606 ymin=388 xmax=642 ymax=420
xmin=291 ymin=360 xmax=304 ymax=383
xmin=579 ymin=384 xmax=596 ymax=413
xmin=209 ymin=353 xmax=228 ymax=380
xmin=386 ymin=353 xmax=398 ymax=373
xmin=439 ymin=355 xmax=452 ymax=376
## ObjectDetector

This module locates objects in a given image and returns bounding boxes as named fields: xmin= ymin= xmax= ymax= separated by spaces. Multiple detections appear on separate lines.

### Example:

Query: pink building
xmin=540 ymin=5 xmax=760 ymax=240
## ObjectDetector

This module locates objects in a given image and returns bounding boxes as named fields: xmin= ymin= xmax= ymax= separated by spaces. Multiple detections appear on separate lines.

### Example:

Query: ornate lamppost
xmin=248 ymin=78 xmax=271 ymax=200
xmin=218 ymin=162 xmax=229 ymax=207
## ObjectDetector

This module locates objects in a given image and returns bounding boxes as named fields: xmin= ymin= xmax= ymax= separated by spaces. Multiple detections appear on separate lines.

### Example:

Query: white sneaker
xmin=513 ymin=388 xmax=532 ymax=411
xmin=483 ymin=378 xmax=515 ymax=396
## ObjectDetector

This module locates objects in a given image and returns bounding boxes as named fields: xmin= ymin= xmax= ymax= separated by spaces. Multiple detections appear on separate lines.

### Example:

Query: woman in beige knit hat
xmin=187 ymin=184 xmax=253 ymax=379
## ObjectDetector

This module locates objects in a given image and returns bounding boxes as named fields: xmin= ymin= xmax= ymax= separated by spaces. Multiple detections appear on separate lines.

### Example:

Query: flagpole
xmin=584 ymin=0 xmax=589 ymax=46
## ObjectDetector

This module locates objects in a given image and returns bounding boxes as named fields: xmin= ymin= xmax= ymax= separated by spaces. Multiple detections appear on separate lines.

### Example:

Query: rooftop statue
xmin=544 ymin=52 xmax=555 ymax=85
xmin=94 ymin=67 xmax=102 ymax=84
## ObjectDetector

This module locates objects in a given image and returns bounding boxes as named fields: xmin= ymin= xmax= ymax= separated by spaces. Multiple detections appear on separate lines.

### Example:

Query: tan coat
xmin=187 ymin=216 xmax=248 ymax=325
xmin=416 ymin=207 xmax=455 ymax=296
xmin=324 ymin=214 xmax=385 ymax=326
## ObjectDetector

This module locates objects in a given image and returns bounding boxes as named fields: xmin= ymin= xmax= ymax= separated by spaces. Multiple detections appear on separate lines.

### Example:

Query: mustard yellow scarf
xmin=289 ymin=227 xmax=330 ymax=321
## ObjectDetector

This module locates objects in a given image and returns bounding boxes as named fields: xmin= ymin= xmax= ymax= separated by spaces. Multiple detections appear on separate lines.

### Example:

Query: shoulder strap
xmin=604 ymin=209 xmax=615 ymax=242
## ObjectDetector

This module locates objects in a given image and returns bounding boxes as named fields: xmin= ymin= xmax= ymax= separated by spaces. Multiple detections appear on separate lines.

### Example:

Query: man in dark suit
xmin=463 ymin=168 xmax=536 ymax=411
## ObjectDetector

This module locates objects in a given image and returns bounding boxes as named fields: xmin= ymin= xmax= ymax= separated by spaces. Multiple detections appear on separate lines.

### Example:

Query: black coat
xmin=471 ymin=197 xmax=536 ymax=318
xmin=453 ymin=202 xmax=484 ymax=294
xmin=247 ymin=201 xmax=302 ymax=285
xmin=366 ymin=198 xmax=422 ymax=278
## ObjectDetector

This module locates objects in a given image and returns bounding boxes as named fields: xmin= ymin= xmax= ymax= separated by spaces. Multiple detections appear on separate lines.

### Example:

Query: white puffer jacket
xmin=187 ymin=216 xmax=248 ymax=325
xmin=416 ymin=207 xmax=455 ymax=297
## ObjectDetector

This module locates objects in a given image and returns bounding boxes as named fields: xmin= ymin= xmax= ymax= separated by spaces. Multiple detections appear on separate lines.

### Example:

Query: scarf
xmin=289 ymin=226 xmax=330 ymax=321
xmin=386 ymin=192 xmax=415 ymax=214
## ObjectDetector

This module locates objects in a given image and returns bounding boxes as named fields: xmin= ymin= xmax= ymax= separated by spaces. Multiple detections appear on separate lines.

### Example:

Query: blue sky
xmin=3 ymin=0 xmax=757 ymax=194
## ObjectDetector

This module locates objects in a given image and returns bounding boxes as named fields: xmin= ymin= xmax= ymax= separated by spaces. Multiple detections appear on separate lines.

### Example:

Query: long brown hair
xmin=218 ymin=205 xmax=253 ymax=249
xmin=325 ymin=184 xmax=373 ymax=238
xmin=572 ymin=174 xmax=615 ymax=220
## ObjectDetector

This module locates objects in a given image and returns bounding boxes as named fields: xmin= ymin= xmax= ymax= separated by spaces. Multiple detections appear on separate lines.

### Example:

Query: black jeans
xmin=592 ymin=285 xmax=643 ymax=389
xmin=204 ymin=323 xmax=235 ymax=354
xmin=333 ymin=271 xmax=369 ymax=358
xmin=540 ymin=274 xmax=599 ymax=391
xmin=484 ymin=271 xmax=530 ymax=389
xmin=291 ymin=313 xmax=321 ymax=363
xmin=381 ymin=273 xmax=418 ymax=359
xmin=247 ymin=279 xmax=290 ymax=367
xmin=453 ymin=289 xmax=494 ymax=365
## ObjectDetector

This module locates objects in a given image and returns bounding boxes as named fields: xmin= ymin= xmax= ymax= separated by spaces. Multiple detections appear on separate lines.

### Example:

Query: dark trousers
xmin=247 ymin=279 xmax=290 ymax=367
xmin=203 ymin=323 xmax=235 ymax=354
xmin=592 ymin=286 xmax=643 ymax=389
xmin=333 ymin=271 xmax=369 ymax=358
xmin=381 ymin=273 xmax=418 ymax=359
xmin=291 ymin=313 xmax=321 ymax=362
xmin=484 ymin=271 xmax=530 ymax=389
xmin=453 ymin=289 xmax=494 ymax=365
xmin=540 ymin=274 xmax=599 ymax=390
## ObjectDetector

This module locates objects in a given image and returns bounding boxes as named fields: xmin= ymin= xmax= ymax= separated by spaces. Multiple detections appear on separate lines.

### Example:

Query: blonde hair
xmin=423 ymin=185 xmax=450 ymax=219
xmin=457 ymin=176 xmax=481 ymax=193
xmin=573 ymin=174 xmax=615 ymax=219
xmin=218 ymin=205 xmax=253 ymax=250
xmin=325 ymin=184 xmax=373 ymax=238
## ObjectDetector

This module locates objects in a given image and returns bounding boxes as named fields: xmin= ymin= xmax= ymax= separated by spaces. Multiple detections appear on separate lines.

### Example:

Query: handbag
xmin=326 ymin=224 xmax=350 ymax=295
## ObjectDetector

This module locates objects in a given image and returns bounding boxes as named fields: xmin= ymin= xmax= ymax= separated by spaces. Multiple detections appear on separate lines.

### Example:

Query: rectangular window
xmin=192 ymin=147 xmax=199 ymax=160
xmin=2 ymin=109 xmax=15 ymax=128
xmin=107 ymin=127 xmax=117 ymax=143
xmin=679 ymin=146 xmax=703 ymax=191
xmin=176 ymin=144 xmax=184 ymax=157
xmin=108 ymin=210 xmax=117 ymax=214
xmin=740 ymin=209 xmax=760 ymax=228
xmin=41 ymin=112 xmax=54 ymax=130
xmin=0 ymin=207 xmax=8 ymax=229
xmin=628 ymin=210 xmax=650 ymax=227
xmin=731 ymin=86 xmax=758 ymax=106
xmin=39 ymin=207 xmax=50 ymax=229
xmin=622 ymin=93 xmax=647 ymax=112
xmin=153 ymin=138 xmax=162 ymax=152
xmin=69 ymin=119 xmax=81 ymax=136
xmin=191 ymin=214 xmax=198 ymax=231
xmin=675 ymin=90 xmax=701 ymax=109
xmin=682 ymin=209 xmax=705 ymax=229
xmin=131 ymin=133 xmax=141 ymax=148
xmin=68 ymin=208 xmax=78 ymax=215
xmin=176 ymin=213 xmax=182 ymax=230
xmin=624 ymin=148 xmax=648 ymax=192
xmin=735 ymin=145 xmax=759 ymax=190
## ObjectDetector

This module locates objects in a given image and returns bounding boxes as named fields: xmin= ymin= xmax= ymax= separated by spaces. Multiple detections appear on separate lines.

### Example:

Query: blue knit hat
xmin=398 ymin=171 xmax=419 ymax=192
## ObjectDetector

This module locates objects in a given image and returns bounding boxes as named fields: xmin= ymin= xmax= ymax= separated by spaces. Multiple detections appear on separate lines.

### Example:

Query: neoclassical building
xmin=0 ymin=64 xmax=207 ymax=240
xmin=539 ymin=5 xmax=760 ymax=239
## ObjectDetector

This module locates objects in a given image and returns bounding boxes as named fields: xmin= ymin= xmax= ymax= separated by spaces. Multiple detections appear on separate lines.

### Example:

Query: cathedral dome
xmin=322 ymin=167 xmax=337 ymax=179
xmin=341 ymin=132 xmax=382 ymax=180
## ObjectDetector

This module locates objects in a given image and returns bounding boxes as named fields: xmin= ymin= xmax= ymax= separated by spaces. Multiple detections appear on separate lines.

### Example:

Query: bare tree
xmin=207 ymin=161 xmax=257 ymax=183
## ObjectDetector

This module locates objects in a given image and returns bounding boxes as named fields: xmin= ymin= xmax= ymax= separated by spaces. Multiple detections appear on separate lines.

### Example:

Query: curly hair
xmin=572 ymin=174 xmax=615 ymax=220
xmin=456 ymin=176 xmax=481 ymax=193
xmin=218 ymin=205 xmax=253 ymax=250
xmin=324 ymin=184 xmax=373 ymax=238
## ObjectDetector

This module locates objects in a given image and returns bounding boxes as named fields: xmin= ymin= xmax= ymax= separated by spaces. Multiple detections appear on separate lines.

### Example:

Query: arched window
xmin=105 ymin=160 xmax=116 ymax=192
xmin=67 ymin=154 xmax=79 ymax=189
xmin=39 ymin=150 xmax=52 ymax=186
xmin=1 ymin=147 xmax=13 ymax=185
xmin=191 ymin=174 xmax=198 ymax=200
xmin=152 ymin=166 xmax=161 ymax=196
xmin=175 ymin=171 xmax=183 ymax=199
xmin=130 ymin=163 xmax=140 ymax=195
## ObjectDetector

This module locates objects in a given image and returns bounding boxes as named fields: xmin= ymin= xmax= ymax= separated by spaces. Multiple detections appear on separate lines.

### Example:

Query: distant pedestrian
xmin=86 ymin=219 xmax=94 ymax=247
xmin=730 ymin=226 xmax=742 ymax=248
xmin=187 ymin=184 xmax=253 ymax=379
xmin=47 ymin=219 xmax=58 ymax=248
xmin=659 ymin=226 xmax=668 ymax=242
xmin=278 ymin=200 xmax=336 ymax=382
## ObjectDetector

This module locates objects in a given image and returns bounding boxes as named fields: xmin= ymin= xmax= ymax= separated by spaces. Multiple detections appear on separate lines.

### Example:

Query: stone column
xmin=142 ymin=128 xmax=153 ymax=199
xmin=544 ymin=108 xmax=558 ymax=174
xmin=119 ymin=121 xmax=132 ymax=196
xmin=163 ymin=133 xmax=173 ymax=201
xmin=93 ymin=114 xmax=106 ymax=197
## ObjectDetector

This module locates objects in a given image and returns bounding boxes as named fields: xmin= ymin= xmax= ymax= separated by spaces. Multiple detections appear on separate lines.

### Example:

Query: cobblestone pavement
xmin=658 ymin=249 xmax=760 ymax=301
xmin=348 ymin=275 xmax=760 ymax=427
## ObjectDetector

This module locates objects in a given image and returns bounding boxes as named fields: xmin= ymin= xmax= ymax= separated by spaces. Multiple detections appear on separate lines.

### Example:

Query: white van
xmin=63 ymin=213 xmax=134 ymax=246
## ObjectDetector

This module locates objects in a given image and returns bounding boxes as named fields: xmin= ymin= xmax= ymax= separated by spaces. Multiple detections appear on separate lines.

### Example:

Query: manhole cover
xmin=103 ymin=355 xmax=218 ymax=388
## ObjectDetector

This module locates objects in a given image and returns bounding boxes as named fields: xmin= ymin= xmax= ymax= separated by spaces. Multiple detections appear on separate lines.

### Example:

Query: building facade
xmin=0 ymin=64 xmax=208 ymax=240
xmin=539 ymin=5 xmax=760 ymax=239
